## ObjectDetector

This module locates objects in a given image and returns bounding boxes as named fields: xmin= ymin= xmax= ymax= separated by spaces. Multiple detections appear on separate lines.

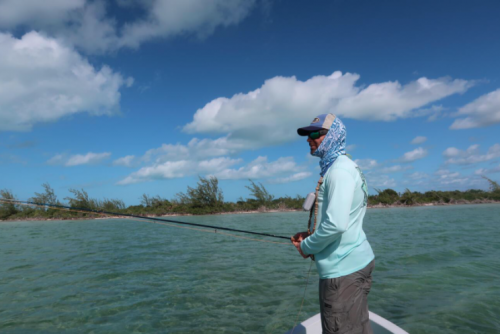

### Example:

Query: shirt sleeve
xmin=301 ymin=168 xmax=355 ymax=255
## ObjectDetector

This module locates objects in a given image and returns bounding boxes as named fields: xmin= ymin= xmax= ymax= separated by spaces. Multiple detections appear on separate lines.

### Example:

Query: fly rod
xmin=0 ymin=199 xmax=291 ymax=241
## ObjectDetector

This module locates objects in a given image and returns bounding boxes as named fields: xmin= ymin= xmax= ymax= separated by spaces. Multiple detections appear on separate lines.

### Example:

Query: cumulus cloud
xmin=118 ymin=0 xmax=256 ymax=50
xmin=115 ymin=135 xmax=308 ymax=185
xmin=408 ymin=172 xmax=429 ymax=180
xmin=61 ymin=2 xmax=122 ymax=54
xmin=379 ymin=165 xmax=413 ymax=173
xmin=451 ymin=89 xmax=500 ymax=129
xmin=434 ymin=170 xmax=471 ymax=186
xmin=0 ymin=0 xmax=258 ymax=54
xmin=399 ymin=147 xmax=428 ymax=163
xmin=0 ymin=1 xmax=116 ymax=54
xmin=269 ymin=172 xmax=312 ymax=184
xmin=48 ymin=152 xmax=111 ymax=166
xmin=183 ymin=72 xmax=472 ymax=148
xmin=411 ymin=105 xmax=446 ymax=122
xmin=443 ymin=144 xmax=500 ymax=165
xmin=475 ymin=164 xmax=500 ymax=175
xmin=366 ymin=174 xmax=396 ymax=189
xmin=335 ymin=77 xmax=471 ymax=121
xmin=142 ymin=136 xmax=257 ymax=163
xmin=213 ymin=156 xmax=302 ymax=180
xmin=118 ymin=157 xmax=242 ymax=185
xmin=354 ymin=159 xmax=378 ymax=170
xmin=411 ymin=136 xmax=427 ymax=145
xmin=443 ymin=147 xmax=463 ymax=158
xmin=346 ymin=144 xmax=357 ymax=152
xmin=113 ymin=155 xmax=138 ymax=167
xmin=0 ymin=0 xmax=85 ymax=29
xmin=0 ymin=31 xmax=131 ymax=132
xmin=117 ymin=155 xmax=306 ymax=185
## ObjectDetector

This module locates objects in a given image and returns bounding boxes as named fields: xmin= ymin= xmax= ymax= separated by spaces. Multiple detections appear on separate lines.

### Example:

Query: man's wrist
xmin=300 ymin=241 xmax=309 ymax=256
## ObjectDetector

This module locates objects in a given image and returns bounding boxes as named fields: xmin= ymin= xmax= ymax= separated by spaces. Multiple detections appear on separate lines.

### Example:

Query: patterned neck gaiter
xmin=312 ymin=117 xmax=347 ymax=177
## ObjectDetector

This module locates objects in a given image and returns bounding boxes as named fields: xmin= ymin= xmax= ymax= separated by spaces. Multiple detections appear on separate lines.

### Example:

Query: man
xmin=292 ymin=113 xmax=375 ymax=334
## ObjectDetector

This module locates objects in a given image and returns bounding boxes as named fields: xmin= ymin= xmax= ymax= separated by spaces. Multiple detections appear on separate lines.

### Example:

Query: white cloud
xmin=439 ymin=171 xmax=460 ymax=179
xmin=48 ymin=152 xmax=111 ymax=166
xmin=437 ymin=170 xmax=489 ymax=190
xmin=443 ymin=144 xmax=500 ymax=165
xmin=213 ymin=156 xmax=301 ymax=180
xmin=0 ymin=31 xmax=131 ymax=132
xmin=435 ymin=170 xmax=470 ymax=186
xmin=117 ymin=154 xmax=306 ymax=185
xmin=0 ymin=2 xmax=117 ymax=54
xmin=409 ymin=172 xmax=428 ymax=180
xmin=425 ymin=105 xmax=447 ymax=122
xmin=66 ymin=152 xmax=111 ymax=166
xmin=61 ymin=2 xmax=122 ymax=54
xmin=142 ymin=136 xmax=256 ymax=163
xmin=474 ymin=169 xmax=486 ymax=175
xmin=113 ymin=155 xmax=138 ymax=167
xmin=366 ymin=174 xmax=396 ymax=189
xmin=335 ymin=77 xmax=471 ymax=121
xmin=475 ymin=164 xmax=500 ymax=175
xmin=354 ymin=159 xmax=378 ymax=170
xmin=399 ymin=147 xmax=428 ymax=163
xmin=183 ymin=71 xmax=357 ymax=145
xmin=269 ymin=172 xmax=312 ymax=184
xmin=411 ymin=136 xmax=427 ymax=145
xmin=435 ymin=169 xmax=451 ymax=176
xmin=411 ymin=105 xmax=446 ymax=122
xmin=379 ymin=165 xmax=413 ymax=173
xmin=118 ymin=0 xmax=256 ymax=50
xmin=116 ymin=134 xmax=311 ymax=185
xmin=0 ymin=0 xmax=257 ymax=54
xmin=183 ymin=72 xmax=472 ymax=148
xmin=443 ymin=147 xmax=463 ymax=158
xmin=47 ymin=154 xmax=65 ymax=165
xmin=0 ymin=0 xmax=85 ymax=28
xmin=115 ymin=129 xmax=311 ymax=184
xmin=451 ymin=88 xmax=500 ymax=129
xmin=346 ymin=144 xmax=357 ymax=151
xmin=118 ymin=157 xmax=242 ymax=185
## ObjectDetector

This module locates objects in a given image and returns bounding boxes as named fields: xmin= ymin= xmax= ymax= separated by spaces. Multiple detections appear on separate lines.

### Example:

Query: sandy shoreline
xmin=2 ymin=200 xmax=499 ymax=222
xmin=367 ymin=198 xmax=500 ymax=209
xmin=1 ymin=209 xmax=303 ymax=222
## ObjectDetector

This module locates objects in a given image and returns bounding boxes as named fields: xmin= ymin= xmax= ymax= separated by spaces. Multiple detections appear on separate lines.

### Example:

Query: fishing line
xmin=290 ymin=260 xmax=314 ymax=334
xmin=0 ymin=199 xmax=292 ymax=243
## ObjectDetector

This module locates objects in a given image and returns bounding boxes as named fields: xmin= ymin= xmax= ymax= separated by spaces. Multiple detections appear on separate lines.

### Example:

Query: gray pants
xmin=319 ymin=260 xmax=375 ymax=334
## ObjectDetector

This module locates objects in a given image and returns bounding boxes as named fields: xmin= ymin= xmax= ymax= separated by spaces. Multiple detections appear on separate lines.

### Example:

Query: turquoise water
xmin=1 ymin=204 xmax=500 ymax=333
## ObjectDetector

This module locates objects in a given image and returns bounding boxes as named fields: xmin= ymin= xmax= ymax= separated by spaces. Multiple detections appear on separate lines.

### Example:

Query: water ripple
xmin=1 ymin=205 xmax=500 ymax=333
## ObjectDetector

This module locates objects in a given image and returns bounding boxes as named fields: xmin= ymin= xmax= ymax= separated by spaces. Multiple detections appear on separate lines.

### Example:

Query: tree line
xmin=1 ymin=176 xmax=499 ymax=221
xmin=0 ymin=177 xmax=304 ymax=220
xmin=368 ymin=177 xmax=500 ymax=206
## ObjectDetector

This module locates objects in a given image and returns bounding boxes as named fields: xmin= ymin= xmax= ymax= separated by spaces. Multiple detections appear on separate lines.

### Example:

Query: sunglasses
xmin=308 ymin=129 xmax=328 ymax=139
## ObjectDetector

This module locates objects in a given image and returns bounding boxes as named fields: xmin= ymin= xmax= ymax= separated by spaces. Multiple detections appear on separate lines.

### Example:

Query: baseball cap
xmin=297 ymin=114 xmax=336 ymax=136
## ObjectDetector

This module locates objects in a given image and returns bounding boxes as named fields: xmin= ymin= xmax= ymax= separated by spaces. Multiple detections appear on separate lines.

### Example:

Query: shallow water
xmin=1 ymin=204 xmax=499 ymax=333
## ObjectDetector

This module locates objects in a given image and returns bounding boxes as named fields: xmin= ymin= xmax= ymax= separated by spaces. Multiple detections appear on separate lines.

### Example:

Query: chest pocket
xmin=356 ymin=167 xmax=368 ymax=206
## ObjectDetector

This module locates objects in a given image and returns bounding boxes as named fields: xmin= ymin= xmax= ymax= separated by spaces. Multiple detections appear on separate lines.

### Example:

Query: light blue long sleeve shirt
xmin=301 ymin=155 xmax=375 ymax=279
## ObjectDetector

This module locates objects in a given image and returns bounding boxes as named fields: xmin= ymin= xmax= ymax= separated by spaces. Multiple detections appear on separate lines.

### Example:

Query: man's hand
xmin=291 ymin=232 xmax=310 ymax=259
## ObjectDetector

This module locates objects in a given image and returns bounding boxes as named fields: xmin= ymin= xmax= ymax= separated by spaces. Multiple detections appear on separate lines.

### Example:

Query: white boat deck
xmin=285 ymin=311 xmax=409 ymax=334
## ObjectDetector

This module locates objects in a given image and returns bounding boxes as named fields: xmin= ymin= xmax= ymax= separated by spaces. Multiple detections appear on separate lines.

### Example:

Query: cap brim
xmin=297 ymin=126 xmax=324 ymax=136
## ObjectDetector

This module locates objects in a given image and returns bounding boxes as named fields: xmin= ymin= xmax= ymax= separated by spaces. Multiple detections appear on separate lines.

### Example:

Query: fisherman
xmin=292 ymin=114 xmax=375 ymax=334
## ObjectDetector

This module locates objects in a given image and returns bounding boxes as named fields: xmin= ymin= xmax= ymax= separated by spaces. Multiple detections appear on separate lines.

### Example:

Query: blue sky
xmin=1 ymin=0 xmax=500 ymax=205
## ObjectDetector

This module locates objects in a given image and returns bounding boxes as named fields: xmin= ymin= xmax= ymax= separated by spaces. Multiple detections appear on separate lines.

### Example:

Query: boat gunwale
xmin=285 ymin=311 xmax=409 ymax=334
